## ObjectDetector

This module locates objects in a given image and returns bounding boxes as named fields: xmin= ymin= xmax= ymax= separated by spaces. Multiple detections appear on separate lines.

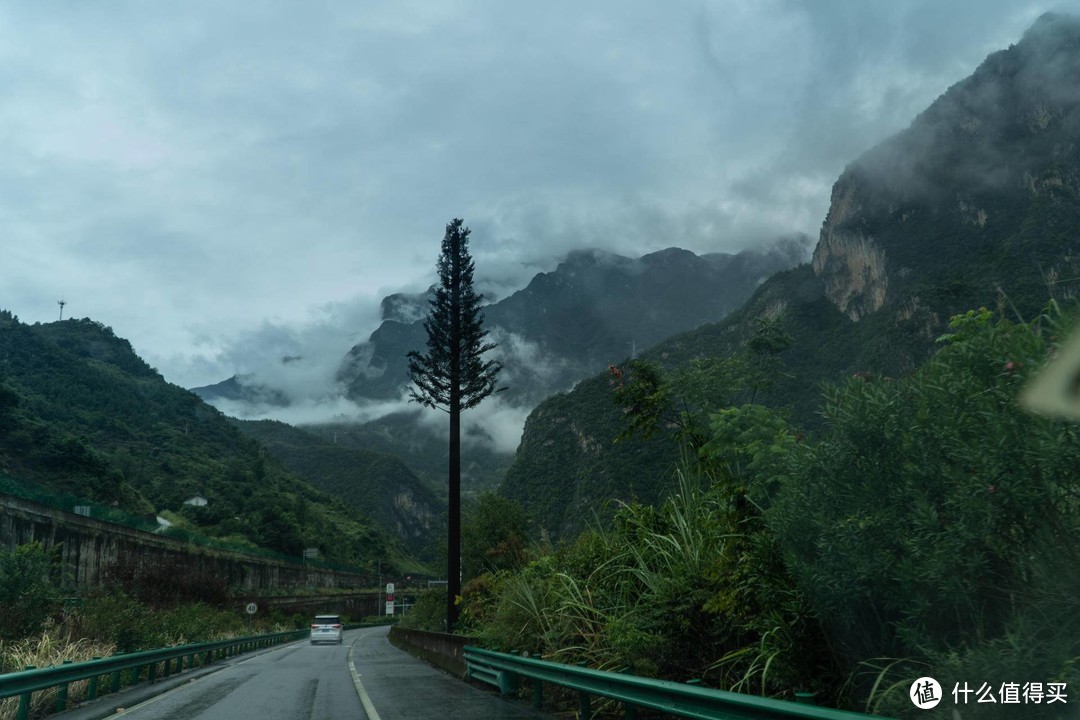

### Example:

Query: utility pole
xmin=57 ymin=299 xmax=67 ymax=321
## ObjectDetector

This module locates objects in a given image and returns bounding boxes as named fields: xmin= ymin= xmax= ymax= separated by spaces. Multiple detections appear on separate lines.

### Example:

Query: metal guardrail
xmin=0 ymin=629 xmax=306 ymax=720
xmin=464 ymin=646 xmax=894 ymax=720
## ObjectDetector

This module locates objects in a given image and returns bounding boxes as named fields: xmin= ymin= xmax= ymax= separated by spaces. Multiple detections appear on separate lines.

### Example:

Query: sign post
xmin=385 ymin=583 xmax=395 ymax=616
xmin=246 ymin=602 xmax=257 ymax=629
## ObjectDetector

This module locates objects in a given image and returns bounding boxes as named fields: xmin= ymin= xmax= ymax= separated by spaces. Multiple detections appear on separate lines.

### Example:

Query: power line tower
xmin=57 ymin=298 xmax=67 ymax=321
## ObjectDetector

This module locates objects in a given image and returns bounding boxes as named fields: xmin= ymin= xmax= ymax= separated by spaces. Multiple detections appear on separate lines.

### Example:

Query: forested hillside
xmin=0 ymin=311 xmax=422 ymax=572
xmin=502 ymin=12 xmax=1080 ymax=538
xmin=465 ymin=304 xmax=1080 ymax=717
xmin=233 ymin=418 xmax=443 ymax=562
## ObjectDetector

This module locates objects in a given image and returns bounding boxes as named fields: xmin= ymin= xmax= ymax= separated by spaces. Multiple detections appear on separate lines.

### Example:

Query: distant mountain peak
xmin=812 ymin=12 xmax=1080 ymax=321
xmin=1023 ymin=11 xmax=1080 ymax=44
xmin=337 ymin=241 xmax=805 ymax=407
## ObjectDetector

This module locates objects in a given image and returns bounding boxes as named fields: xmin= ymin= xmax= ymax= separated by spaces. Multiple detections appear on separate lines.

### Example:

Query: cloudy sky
xmin=0 ymin=1 xmax=1071 ymax=391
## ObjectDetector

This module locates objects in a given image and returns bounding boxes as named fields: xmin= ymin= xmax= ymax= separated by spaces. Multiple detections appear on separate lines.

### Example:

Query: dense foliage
xmin=460 ymin=492 xmax=530 ymax=582
xmin=0 ymin=541 xmax=288 ymax=656
xmin=771 ymin=306 xmax=1080 ymax=716
xmin=468 ymin=304 xmax=1080 ymax=718
xmin=502 ymin=16 xmax=1080 ymax=542
xmin=234 ymin=419 xmax=442 ymax=564
xmin=305 ymin=411 xmax=514 ymax=497
xmin=0 ymin=311 xmax=417 ymax=572
xmin=0 ymin=543 xmax=59 ymax=642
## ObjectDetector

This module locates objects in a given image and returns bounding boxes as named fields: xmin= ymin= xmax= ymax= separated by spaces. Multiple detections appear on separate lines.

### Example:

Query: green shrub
xmin=769 ymin=305 xmax=1080 ymax=711
xmin=0 ymin=543 xmax=60 ymax=641
xmin=398 ymin=587 xmax=448 ymax=632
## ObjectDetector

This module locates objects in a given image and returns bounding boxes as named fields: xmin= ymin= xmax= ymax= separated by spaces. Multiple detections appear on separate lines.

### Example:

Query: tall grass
xmin=0 ymin=624 xmax=115 ymax=720
xmin=0 ymin=595 xmax=293 ymax=720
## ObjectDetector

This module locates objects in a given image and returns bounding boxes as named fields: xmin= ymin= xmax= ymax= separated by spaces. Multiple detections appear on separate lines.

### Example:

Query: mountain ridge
xmin=500 ymin=12 xmax=1080 ymax=537
xmin=0 ymin=311 xmax=424 ymax=572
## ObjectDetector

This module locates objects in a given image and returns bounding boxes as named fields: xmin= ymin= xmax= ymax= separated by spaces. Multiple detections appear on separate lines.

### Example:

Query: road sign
xmin=246 ymin=602 xmax=257 ymax=615
xmin=385 ymin=582 xmax=396 ymax=615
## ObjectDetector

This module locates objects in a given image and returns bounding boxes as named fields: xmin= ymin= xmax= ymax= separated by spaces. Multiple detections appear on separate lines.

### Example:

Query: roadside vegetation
xmin=455 ymin=302 xmax=1080 ymax=718
xmin=0 ymin=311 xmax=419 ymax=573
xmin=0 ymin=541 xmax=330 ymax=720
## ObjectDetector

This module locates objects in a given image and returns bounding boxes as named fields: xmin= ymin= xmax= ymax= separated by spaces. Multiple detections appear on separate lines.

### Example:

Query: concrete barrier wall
xmin=250 ymin=592 xmax=383 ymax=618
xmin=0 ymin=493 xmax=371 ymax=593
xmin=388 ymin=625 xmax=479 ymax=677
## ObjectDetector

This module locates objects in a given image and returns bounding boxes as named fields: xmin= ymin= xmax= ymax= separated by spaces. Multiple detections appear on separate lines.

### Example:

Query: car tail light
xmin=311 ymin=624 xmax=319 ymax=629
xmin=333 ymin=624 xmax=342 ymax=629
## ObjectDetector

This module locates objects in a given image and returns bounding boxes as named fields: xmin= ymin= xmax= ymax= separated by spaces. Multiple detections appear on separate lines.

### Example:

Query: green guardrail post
xmin=55 ymin=660 xmax=73 ymax=712
xmin=579 ymin=691 xmax=592 ymax=720
xmin=88 ymin=657 xmax=101 ymax=700
xmin=532 ymin=679 xmax=543 ymax=710
xmin=575 ymin=661 xmax=592 ymax=720
xmin=17 ymin=665 xmax=35 ymax=720
xmin=148 ymin=660 xmax=157 ymax=684
xmin=110 ymin=665 xmax=122 ymax=694
xmin=615 ymin=667 xmax=637 ymax=720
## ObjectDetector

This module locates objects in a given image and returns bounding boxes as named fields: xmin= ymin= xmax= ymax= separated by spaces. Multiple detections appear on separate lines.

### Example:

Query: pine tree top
xmin=407 ymin=219 xmax=505 ymax=411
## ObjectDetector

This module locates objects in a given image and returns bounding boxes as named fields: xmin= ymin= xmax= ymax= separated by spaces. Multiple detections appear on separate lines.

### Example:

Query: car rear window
xmin=314 ymin=615 xmax=341 ymax=625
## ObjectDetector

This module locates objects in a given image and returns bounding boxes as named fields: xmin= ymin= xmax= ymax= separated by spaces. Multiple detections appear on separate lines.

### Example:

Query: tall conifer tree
xmin=407 ymin=218 xmax=503 ymax=631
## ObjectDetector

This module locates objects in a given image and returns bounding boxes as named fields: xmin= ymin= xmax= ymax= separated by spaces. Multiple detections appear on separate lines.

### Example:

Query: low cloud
xmin=202 ymin=316 xmax=579 ymax=455
xmin=172 ymin=294 xmax=382 ymax=393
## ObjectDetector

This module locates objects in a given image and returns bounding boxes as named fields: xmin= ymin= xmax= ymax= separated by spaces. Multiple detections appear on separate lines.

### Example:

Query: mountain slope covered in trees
xmin=502 ymin=12 xmax=1080 ymax=538
xmin=336 ymin=241 xmax=809 ymax=407
xmin=0 ymin=312 xmax=423 ymax=572
xmin=233 ymin=419 xmax=443 ymax=562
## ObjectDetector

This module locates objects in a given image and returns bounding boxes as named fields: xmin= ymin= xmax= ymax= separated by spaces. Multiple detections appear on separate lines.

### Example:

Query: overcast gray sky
xmin=0 ymin=1 xmax=1070 ymax=389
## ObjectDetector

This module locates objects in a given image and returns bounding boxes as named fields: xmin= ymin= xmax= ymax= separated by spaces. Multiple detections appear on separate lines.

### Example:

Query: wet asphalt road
xmin=64 ymin=626 xmax=548 ymax=720
xmin=101 ymin=633 xmax=362 ymax=720
xmin=354 ymin=626 xmax=547 ymax=720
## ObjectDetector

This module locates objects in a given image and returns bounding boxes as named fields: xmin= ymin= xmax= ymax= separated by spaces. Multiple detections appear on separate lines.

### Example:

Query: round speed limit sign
xmin=246 ymin=602 xmax=257 ymax=615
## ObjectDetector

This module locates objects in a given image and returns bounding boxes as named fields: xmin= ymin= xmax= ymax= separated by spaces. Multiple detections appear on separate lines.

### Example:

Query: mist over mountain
xmin=338 ymin=238 xmax=809 ymax=408
xmin=187 ymin=239 xmax=807 ymax=501
xmin=0 ymin=311 xmax=421 ymax=571
xmin=502 ymin=12 xmax=1080 ymax=538
xmin=193 ymin=239 xmax=808 ymax=452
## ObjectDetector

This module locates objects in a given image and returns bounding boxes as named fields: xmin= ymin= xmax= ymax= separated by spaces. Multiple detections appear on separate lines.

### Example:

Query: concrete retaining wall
xmin=0 ymin=493 xmax=371 ymax=593
xmin=248 ymin=592 xmax=383 ymax=618
xmin=388 ymin=626 xmax=479 ymax=677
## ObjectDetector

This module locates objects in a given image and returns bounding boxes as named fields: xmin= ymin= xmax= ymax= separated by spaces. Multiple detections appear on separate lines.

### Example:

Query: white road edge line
xmin=348 ymin=636 xmax=382 ymax=720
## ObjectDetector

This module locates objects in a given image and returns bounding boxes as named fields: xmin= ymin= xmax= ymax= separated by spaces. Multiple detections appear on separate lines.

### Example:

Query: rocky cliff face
xmin=338 ymin=239 xmax=809 ymax=407
xmin=813 ymin=12 xmax=1080 ymax=323
xmin=500 ymin=13 xmax=1080 ymax=539
xmin=811 ymin=179 xmax=888 ymax=321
